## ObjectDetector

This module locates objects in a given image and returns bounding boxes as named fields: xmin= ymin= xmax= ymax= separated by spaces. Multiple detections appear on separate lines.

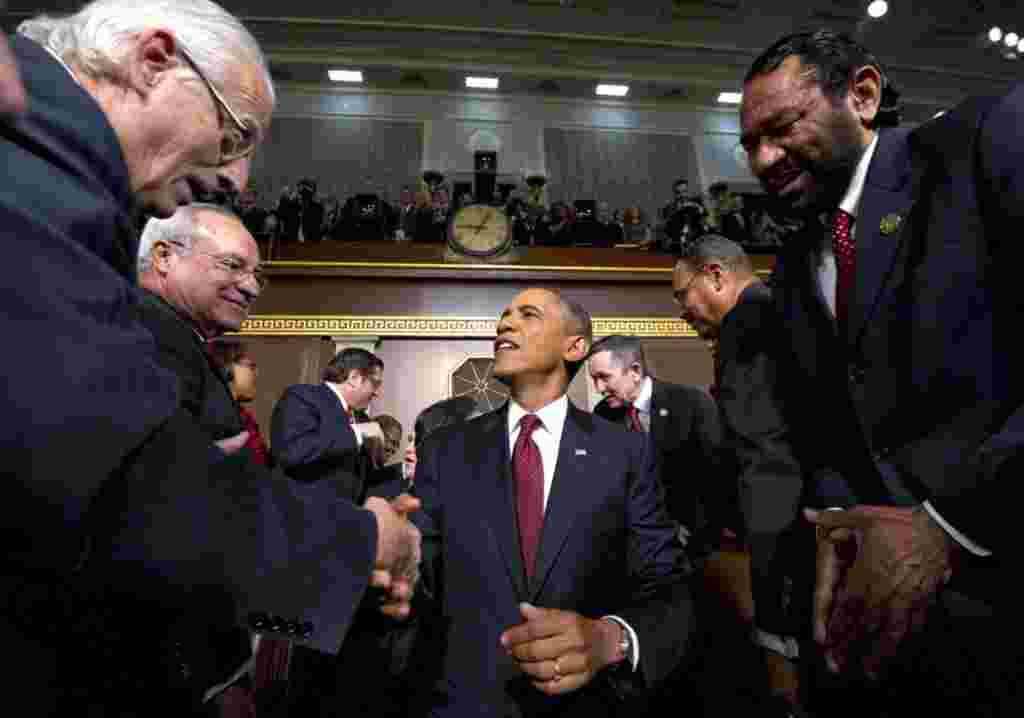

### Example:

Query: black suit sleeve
xmin=270 ymin=386 xmax=360 ymax=476
xmin=717 ymin=296 xmax=805 ymax=638
xmin=907 ymin=83 xmax=1024 ymax=553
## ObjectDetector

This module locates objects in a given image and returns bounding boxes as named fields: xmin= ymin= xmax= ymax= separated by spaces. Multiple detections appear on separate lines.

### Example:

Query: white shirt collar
xmin=837 ymin=133 xmax=879 ymax=219
xmin=324 ymin=381 xmax=351 ymax=414
xmin=507 ymin=394 xmax=569 ymax=440
xmin=633 ymin=376 xmax=653 ymax=414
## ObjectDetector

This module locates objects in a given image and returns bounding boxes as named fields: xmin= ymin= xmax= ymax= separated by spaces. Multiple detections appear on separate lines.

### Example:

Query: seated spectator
xmin=534 ymin=201 xmax=572 ymax=246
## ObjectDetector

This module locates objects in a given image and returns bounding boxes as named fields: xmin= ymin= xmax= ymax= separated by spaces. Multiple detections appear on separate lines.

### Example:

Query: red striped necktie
xmin=513 ymin=414 xmax=544 ymax=579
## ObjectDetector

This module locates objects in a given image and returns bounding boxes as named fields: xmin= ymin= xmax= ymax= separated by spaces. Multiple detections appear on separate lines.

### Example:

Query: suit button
xmin=248 ymin=612 xmax=269 ymax=631
xmin=301 ymin=621 xmax=315 ymax=639
xmin=287 ymin=621 xmax=301 ymax=637
xmin=269 ymin=615 xmax=286 ymax=633
xmin=848 ymin=364 xmax=866 ymax=385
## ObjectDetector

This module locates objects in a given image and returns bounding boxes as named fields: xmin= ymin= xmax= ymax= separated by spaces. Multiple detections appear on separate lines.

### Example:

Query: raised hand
xmin=365 ymin=494 xmax=421 ymax=620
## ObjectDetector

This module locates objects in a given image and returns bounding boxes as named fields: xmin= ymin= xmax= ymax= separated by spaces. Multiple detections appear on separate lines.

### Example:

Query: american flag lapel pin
xmin=575 ymin=448 xmax=587 ymax=456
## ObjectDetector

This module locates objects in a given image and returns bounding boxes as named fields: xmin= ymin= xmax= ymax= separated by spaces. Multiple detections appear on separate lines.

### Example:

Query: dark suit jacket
xmin=271 ymin=383 xmax=368 ymax=502
xmin=0 ymin=35 xmax=376 ymax=711
xmin=133 ymin=291 xmax=244 ymax=440
xmin=411 ymin=403 xmax=693 ymax=718
xmin=594 ymin=379 xmax=726 ymax=540
xmin=716 ymin=281 xmax=810 ymax=638
xmin=768 ymin=87 xmax=1024 ymax=590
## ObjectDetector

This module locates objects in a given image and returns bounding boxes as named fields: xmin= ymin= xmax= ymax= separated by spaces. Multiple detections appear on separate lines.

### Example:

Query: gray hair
xmin=137 ymin=202 xmax=237 ymax=274
xmin=588 ymin=335 xmax=648 ymax=377
xmin=18 ymin=0 xmax=275 ymax=111
xmin=677 ymin=234 xmax=754 ymax=276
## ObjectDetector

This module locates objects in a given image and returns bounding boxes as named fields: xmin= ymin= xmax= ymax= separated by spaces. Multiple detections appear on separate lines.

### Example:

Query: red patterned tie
xmin=627 ymin=405 xmax=643 ymax=433
xmin=513 ymin=414 xmax=544 ymax=579
xmin=831 ymin=209 xmax=855 ymax=325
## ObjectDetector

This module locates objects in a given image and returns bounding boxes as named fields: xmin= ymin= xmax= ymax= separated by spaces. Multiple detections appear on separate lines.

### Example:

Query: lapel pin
xmin=575 ymin=448 xmax=587 ymax=456
xmin=879 ymin=213 xmax=903 ymax=236
xmin=659 ymin=408 xmax=669 ymax=417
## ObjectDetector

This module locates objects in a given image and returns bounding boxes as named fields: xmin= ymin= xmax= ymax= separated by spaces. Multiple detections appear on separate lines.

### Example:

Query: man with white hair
xmin=0 ymin=2 xmax=419 ymax=715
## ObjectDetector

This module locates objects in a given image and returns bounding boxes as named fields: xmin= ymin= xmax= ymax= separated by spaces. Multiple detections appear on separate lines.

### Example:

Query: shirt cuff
xmin=752 ymin=627 xmax=799 ymax=660
xmin=922 ymin=500 xmax=992 ymax=557
xmin=202 ymin=652 xmax=257 ymax=704
xmin=351 ymin=422 xmax=363 ymax=447
xmin=602 ymin=615 xmax=640 ymax=672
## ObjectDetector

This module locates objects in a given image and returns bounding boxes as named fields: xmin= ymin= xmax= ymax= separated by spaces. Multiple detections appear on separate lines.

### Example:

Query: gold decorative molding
xmin=265 ymin=260 xmax=673 ymax=274
xmin=239 ymin=315 xmax=696 ymax=338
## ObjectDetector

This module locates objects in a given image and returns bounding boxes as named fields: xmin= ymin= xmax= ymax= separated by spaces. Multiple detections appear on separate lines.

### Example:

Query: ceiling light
xmin=717 ymin=91 xmax=743 ymax=104
xmin=866 ymin=0 xmax=888 ymax=19
xmin=465 ymin=76 xmax=499 ymax=90
xmin=989 ymin=26 xmax=1003 ymax=43
xmin=595 ymin=84 xmax=629 ymax=97
xmin=328 ymin=69 xmax=363 ymax=83
xmin=1005 ymin=32 xmax=1019 ymax=47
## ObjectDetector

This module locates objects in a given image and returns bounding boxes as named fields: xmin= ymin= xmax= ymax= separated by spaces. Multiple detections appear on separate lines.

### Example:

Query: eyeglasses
xmin=673 ymin=267 xmax=706 ymax=305
xmin=177 ymin=46 xmax=257 ymax=164
xmin=199 ymin=250 xmax=266 ymax=290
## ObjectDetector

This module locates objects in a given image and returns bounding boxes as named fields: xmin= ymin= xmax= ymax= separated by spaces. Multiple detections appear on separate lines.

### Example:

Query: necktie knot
xmin=518 ymin=413 xmax=543 ymax=438
xmin=627 ymin=404 xmax=643 ymax=432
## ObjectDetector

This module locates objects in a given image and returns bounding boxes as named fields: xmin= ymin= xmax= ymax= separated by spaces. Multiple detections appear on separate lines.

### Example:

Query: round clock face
xmin=449 ymin=204 xmax=512 ymax=257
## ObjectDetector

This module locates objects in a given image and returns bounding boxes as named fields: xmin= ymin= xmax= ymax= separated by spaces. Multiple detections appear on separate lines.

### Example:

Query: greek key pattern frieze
xmin=239 ymin=315 xmax=696 ymax=338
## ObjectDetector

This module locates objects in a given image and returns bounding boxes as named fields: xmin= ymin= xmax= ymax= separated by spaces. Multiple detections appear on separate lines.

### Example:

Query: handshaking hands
xmin=365 ymin=493 xmax=422 ymax=620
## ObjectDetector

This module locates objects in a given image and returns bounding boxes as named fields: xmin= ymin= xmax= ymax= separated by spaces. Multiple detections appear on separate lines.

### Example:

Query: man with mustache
xmin=740 ymin=29 xmax=1018 ymax=715
xmin=407 ymin=288 xmax=694 ymax=717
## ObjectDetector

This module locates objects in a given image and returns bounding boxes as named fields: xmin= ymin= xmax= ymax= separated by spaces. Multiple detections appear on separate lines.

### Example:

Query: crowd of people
xmin=227 ymin=174 xmax=795 ymax=255
xmin=0 ymin=1 xmax=1017 ymax=717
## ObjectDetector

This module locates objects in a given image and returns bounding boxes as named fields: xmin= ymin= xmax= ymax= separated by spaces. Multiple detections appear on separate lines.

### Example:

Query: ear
xmin=563 ymin=335 xmax=589 ymax=365
xmin=126 ymin=29 xmax=179 ymax=95
xmin=848 ymin=65 xmax=882 ymax=127
xmin=150 ymin=240 xmax=176 ymax=275
xmin=705 ymin=262 xmax=725 ymax=290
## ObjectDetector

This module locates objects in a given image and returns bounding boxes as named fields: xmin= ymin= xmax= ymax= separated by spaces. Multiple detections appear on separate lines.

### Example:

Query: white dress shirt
xmin=815 ymin=134 xmax=989 ymax=557
xmin=506 ymin=395 xmax=640 ymax=670
xmin=325 ymin=381 xmax=363 ymax=447
xmin=631 ymin=376 xmax=654 ymax=433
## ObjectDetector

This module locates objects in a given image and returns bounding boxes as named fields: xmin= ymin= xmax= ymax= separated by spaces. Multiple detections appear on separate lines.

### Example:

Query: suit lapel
xmin=474 ymin=406 xmax=529 ymax=600
xmin=847 ymin=128 xmax=919 ymax=346
xmin=529 ymin=406 xmax=590 ymax=601
xmin=649 ymin=379 xmax=668 ymax=448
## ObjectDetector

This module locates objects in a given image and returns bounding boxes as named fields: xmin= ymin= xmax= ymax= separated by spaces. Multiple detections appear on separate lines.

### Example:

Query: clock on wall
xmin=447 ymin=203 xmax=513 ymax=260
